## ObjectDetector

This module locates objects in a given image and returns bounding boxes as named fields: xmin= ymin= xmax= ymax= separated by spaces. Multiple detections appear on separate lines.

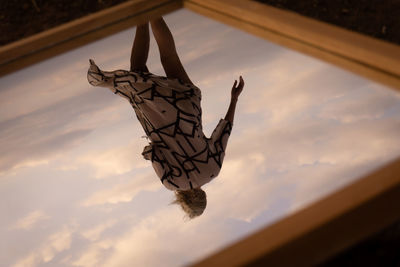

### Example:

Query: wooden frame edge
xmin=190 ymin=157 xmax=400 ymax=267
xmin=0 ymin=0 xmax=183 ymax=77
xmin=184 ymin=0 xmax=400 ymax=92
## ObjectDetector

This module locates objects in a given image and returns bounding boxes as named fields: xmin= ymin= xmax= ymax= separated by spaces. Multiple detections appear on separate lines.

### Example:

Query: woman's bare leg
xmin=130 ymin=23 xmax=150 ymax=72
xmin=150 ymin=17 xmax=193 ymax=84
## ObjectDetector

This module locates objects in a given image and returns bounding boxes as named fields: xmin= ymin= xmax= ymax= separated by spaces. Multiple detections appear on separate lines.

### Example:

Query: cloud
xmin=80 ymin=220 xmax=117 ymax=242
xmin=229 ymin=116 xmax=400 ymax=172
xmin=82 ymin=171 xmax=159 ymax=206
xmin=93 ymin=208 xmax=231 ymax=267
xmin=71 ymin=240 xmax=113 ymax=267
xmin=284 ymin=161 xmax=373 ymax=212
xmin=10 ymin=210 xmax=50 ymax=231
xmin=78 ymin=141 xmax=149 ymax=179
xmin=0 ymin=88 xmax=127 ymax=174
xmin=205 ymin=155 xmax=274 ymax=222
xmin=0 ymin=125 xmax=92 ymax=175
xmin=0 ymin=57 xmax=93 ymax=122
xmin=318 ymin=85 xmax=400 ymax=123
xmin=12 ymin=225 xmax=73 ymax=267
xmin=242 ymin=61 xmax=353 ymax=122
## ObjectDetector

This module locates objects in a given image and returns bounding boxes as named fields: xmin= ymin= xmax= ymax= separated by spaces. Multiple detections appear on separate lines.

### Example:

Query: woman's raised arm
xmin=224 ymin=76 xmax=245 ymax=124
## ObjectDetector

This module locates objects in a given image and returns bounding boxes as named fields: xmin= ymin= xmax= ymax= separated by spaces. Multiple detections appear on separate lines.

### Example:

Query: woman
xmin=88 ymin=17 xmax=244 ymax=218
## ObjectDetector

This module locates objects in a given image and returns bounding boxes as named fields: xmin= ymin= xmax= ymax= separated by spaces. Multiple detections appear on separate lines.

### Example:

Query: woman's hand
xmin=225 ymin=76 xmax=244 ymax=124
xmin=231 ymin=76 xmax=244 ymax=101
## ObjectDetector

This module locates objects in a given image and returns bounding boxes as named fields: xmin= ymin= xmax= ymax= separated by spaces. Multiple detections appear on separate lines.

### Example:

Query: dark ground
xmin=254 ymin=0 xmax=400 ymax=45
xmin=320 ymin=220 xmax=400 ymax=267
xmin=1 ymin=0 xmax=400 ymax=46
xmin=0 ymin=0 xmax=127 ymax=46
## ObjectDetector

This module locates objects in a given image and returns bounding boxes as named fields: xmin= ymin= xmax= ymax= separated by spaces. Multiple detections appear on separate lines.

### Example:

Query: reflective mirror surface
xmin=2 ymin=9 xmax=400 ymax=267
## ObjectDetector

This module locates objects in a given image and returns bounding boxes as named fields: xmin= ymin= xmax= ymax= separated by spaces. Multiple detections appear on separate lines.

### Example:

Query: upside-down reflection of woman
xmin=88 ymin=17 xmax=244 ymax=218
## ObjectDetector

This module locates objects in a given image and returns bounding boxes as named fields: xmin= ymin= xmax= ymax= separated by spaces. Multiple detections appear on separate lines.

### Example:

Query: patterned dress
xmin=87 ymin=60 xmax=232 ymax=191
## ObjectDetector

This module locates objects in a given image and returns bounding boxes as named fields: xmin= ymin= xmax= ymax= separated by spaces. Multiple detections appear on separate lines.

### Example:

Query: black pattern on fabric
xmin=88 ymin=60 xmax=232 ymax=191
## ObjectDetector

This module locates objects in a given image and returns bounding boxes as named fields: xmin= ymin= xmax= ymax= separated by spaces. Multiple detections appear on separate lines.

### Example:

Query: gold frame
xmin=1 ymin=0 xmax=400 ymax=265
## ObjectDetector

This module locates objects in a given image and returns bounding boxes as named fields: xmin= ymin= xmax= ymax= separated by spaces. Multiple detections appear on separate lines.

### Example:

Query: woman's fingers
xmin=238 ymin=76 xmax=244 ymax=88
xmin=232 ymin=77 xmax=244 ymax=89
xmin=232 ymin=76 xmax=244 ymax=99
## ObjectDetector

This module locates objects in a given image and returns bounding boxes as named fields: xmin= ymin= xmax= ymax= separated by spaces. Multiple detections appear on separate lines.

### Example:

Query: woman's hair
xmin=172 ymin=188 xmax=207 ymax=219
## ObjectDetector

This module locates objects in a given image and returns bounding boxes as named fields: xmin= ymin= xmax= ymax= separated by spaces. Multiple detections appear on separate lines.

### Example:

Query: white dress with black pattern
xmin=87 ymin=60 xmax=232 ymax=191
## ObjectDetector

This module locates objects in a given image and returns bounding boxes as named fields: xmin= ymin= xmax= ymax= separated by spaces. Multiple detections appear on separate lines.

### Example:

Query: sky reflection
xmin=1 ymin=9 xmax=400 ymax=267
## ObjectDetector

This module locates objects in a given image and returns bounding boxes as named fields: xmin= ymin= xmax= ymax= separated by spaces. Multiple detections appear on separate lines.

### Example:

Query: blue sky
xmin=1 ymin=8 xmax=400 ymax=267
